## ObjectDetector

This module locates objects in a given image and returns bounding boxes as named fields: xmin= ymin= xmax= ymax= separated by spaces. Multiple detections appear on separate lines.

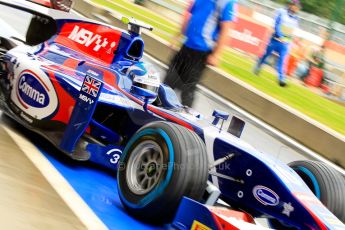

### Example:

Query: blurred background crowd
xmin=134 ymin=0 xmax=345 ymax=102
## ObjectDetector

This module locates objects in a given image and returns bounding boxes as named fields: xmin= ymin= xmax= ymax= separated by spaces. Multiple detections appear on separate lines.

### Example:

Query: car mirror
xmin=131 ymin=86 xmax=157 ymax=100
xmin=26 ymin=15 xmax=57 ymax=46
xmin=131 ymin=86 xmax=157 ymax=111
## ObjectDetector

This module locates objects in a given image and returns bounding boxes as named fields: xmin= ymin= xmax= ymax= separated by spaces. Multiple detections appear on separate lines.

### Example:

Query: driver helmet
xmin=127 ymin=62 xmax=161 ymax=95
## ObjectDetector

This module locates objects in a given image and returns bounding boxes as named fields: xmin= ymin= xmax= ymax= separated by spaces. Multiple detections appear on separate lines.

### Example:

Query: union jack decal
xmin=82 ymin=76 xmax=101 ymax=98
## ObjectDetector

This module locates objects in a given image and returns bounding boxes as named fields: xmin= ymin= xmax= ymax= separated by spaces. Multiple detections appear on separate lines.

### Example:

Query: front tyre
xmin=117 ymin=121 xmax=208 ymax=223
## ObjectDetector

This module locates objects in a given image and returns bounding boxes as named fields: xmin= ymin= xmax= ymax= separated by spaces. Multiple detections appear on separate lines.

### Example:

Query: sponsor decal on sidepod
xmin=17 ymin=71 xmax=50 ymax=109
xmin=253 ymin=185 xmax=280 ymax=206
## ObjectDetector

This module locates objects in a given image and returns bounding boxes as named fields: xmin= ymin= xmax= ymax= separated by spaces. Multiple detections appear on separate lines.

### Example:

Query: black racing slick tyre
xmin=268 ymin=219 xmax=297 ymax=230
xmin=269 ymin=160 xmax=345 ymax=229
xmin=288 ymin=160 xmax=345 ymax=223
xmin=117 ymin=121 xmax=208 ymax=223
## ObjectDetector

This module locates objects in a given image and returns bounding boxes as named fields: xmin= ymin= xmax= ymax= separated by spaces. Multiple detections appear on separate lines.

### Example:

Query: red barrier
xmin=304 ymin=66 xmax=324 ymax=87
xmin=228 ymin=18 xmax=269 ymax=56
xmin=237 ymin=5 xmax=253 ymax=17
xmin=28 ymin=0 xmax=51 ymax=7
xmin=28 ymin=0 xmax=73 ymax=11
xmin=324 ymin=40 xmax=345 ymax=54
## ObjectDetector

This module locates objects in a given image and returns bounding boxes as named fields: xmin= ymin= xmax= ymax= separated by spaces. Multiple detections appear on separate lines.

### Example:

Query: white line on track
xmin=2 ymin=125 xmax=108 ymax=230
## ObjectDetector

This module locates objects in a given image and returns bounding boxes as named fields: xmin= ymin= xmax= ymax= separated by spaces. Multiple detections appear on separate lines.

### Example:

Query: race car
xmin=0 ymin=0 xmax=345 ymax=229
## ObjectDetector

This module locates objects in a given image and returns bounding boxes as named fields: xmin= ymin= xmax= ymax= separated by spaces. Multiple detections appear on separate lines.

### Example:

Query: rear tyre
xmin=289 ymin=160 xmax=345 ymax=223
xmin=117 ymin=121 xmax=208 ymax=223
xmin=268 ymin=219 xmax=297 ymax=230
xmin=269 ymin=160 xmax=345 ymax=229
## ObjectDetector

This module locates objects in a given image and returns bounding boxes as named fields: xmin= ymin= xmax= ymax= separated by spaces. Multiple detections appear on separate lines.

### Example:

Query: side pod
xmin=60 ymin=73 xmax=103 ymax=159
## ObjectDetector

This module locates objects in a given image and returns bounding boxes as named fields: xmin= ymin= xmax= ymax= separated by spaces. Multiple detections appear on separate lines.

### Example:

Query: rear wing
xmin=27 ymin=0 xmax=72 ymax=12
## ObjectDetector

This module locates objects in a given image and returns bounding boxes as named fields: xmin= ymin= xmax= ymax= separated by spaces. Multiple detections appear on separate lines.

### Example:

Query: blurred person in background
xmin=134 ymin=0 xmax=145 ymax=6
xmin=164 ymin=0 xmax=237 ymax=107
xmin=286 ymin=37 xmax=305 ymax=76
xmin=254 ymin=0 xmax=301 ymax=87
xmin=300 ymin=45 xmax=326 ymax=82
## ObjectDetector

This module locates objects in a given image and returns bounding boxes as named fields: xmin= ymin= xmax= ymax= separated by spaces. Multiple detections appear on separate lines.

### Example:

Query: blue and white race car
xmin=0 ymin=0 xmax=344 ymax=229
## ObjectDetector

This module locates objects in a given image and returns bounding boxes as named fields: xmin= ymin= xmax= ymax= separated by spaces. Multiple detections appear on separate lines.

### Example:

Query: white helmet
xmin=127 ymin=62 xmax=161 ymax=94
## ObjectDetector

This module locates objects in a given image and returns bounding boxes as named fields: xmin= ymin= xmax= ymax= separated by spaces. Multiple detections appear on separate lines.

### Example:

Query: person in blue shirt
xmin=254 ymin=0 xmax=300 ymax=87
xmin=164 ymin=0 xmax=237 ymax=107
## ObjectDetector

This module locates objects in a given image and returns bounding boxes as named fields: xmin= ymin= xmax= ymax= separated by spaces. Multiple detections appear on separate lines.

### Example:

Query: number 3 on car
xmin=106 ymin=149 xmax=121 ymax=164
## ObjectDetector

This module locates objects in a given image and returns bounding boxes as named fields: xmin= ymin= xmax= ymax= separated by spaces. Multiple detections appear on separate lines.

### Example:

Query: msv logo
xmin=253 ymin=185 xmax=280 ymax=206
xmin=68 ymin=25 xmax=116 ymax=52
xmin=17 ymin=70 xmax=50 ymax=109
